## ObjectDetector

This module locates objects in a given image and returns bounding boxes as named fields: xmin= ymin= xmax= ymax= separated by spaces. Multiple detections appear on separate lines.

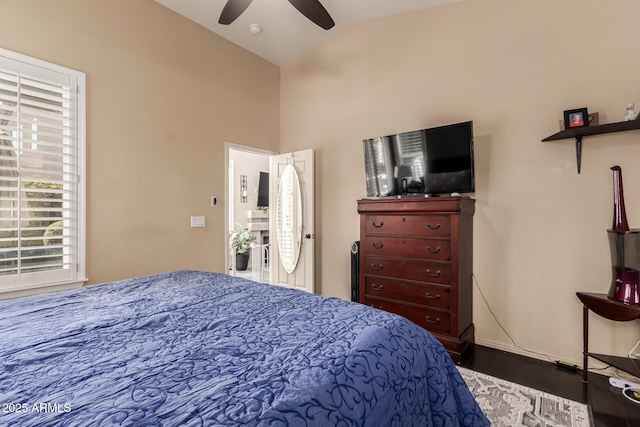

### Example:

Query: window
xmin=0 ymin=48 xmax=85 ymax=294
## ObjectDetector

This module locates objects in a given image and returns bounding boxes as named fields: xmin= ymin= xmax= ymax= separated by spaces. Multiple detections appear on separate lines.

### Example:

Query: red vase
xmin=611 ymin=165 xmax=630 ymax=233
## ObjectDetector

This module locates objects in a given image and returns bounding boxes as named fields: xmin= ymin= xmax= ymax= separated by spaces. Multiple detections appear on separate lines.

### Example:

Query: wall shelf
xmin=542 ymin=116 xmax=640 ymax=173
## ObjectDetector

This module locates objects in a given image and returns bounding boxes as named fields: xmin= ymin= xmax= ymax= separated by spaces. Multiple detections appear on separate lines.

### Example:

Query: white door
xmin=269 ymin=149 xmax=315 ymax=293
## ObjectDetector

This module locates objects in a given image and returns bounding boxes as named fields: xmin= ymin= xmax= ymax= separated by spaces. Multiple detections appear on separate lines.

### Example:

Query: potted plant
xmin=229 ymin=223 xmax=256 ymax=271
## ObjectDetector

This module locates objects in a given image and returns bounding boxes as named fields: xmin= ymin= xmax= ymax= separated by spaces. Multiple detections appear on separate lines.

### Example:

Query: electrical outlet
xmin=190 ymin=216 xmax=205 ymax=228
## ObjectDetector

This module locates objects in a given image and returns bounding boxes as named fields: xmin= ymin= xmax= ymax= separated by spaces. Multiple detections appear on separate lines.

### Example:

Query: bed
xmin=0 ymin=270 xmax=488 ymax=426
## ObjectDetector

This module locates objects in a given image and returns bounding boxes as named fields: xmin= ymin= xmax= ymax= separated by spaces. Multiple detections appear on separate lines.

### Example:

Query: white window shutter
xmin=0 ymin=48 xmax=85 ymax=293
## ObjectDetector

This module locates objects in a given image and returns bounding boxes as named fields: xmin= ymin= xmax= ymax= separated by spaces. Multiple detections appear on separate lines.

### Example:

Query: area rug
xmin=458 ymin=367 xmax=593 ymax=427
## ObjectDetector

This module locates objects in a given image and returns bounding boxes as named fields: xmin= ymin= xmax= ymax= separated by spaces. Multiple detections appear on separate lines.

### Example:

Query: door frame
xmin=224 ymin=142 xmax=277 ymax=274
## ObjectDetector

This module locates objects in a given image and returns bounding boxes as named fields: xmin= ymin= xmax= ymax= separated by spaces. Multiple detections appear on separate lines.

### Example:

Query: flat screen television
xmin=257 ymin=171 xmax=269 ymax=207
xmin=363 ymin=121 xmax=475 ymax=197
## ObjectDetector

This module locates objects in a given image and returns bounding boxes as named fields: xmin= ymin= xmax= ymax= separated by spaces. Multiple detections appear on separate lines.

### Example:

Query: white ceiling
xmin=154 ymin=0 xmax=461 ymax=65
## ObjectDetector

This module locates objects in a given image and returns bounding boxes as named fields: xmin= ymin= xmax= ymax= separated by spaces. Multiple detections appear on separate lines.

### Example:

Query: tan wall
xmin=280 ymin=0 xmax=640 ymax=363
xmin=0 ymin=0 xmax=280 ymax=285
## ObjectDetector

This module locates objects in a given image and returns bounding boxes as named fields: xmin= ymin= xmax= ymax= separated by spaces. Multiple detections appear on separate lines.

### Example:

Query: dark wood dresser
xmin=357 ymin=197 xmax=475 ymax=363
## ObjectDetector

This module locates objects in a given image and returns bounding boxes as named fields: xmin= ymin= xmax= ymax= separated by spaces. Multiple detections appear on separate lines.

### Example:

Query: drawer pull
xmin=371 ymin=283 xmax=384 ymax=291
xmin=425 ymin=269 xmax=442 ymax=277
xmin=426 ymin=246 xmax=441 ymax=254
xmin=425 ymin=292 xmax=441 ymax=299
xmin=372 ymin=221 xmax=384 ymax=228
xmin=371 ymin=263 xmax=383 ymax=270
xmin=370 ymin=304 xmax=383 ymax=309
xmin=372 ymin=242 xmax=384 ymax=249
xmin=426 ymin=316 xmax=441 ymax=324
xmin=426 ymin=223 xmax=442 ymax=230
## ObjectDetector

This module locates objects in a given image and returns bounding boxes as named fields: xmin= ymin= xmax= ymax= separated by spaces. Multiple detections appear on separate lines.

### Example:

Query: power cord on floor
xmin=473 ymin=273 xmax=554 ymax=363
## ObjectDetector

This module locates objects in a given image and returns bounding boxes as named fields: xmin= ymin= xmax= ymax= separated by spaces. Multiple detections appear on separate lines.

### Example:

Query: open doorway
xmin=225 ymin=144 xmax=316 ymax=293
xmin=225 ymin=143 xmax=276 ymax=282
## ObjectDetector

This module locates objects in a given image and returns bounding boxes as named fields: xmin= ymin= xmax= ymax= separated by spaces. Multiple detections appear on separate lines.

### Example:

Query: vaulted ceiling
xmin=154 ymin=0 xmax=461 ymax=65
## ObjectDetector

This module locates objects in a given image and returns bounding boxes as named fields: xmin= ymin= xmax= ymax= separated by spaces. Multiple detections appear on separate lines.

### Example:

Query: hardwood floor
xmin=461 ymin=345 xmax=640 ymax=427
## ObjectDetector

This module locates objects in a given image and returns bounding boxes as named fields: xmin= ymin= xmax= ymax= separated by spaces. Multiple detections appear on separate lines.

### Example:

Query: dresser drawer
xmin=364 ymin=276 xmax=450 ymax=309
xmin=365 ymin=256 xmax=451 ymax=284
xmin=364 ymin=297 xmax=451 ymax=335
xmin=364 ymin=215 xmax=450 ymax=237
xmin=362 ymin=236 xmax=450 ymax=261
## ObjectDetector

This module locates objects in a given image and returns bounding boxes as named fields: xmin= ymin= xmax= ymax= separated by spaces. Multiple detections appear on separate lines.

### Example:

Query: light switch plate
xmin=190 ymin=216 xmax=205 ymax=228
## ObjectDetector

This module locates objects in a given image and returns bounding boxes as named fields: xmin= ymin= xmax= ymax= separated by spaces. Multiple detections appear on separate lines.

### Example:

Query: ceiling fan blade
xmin=219 ymin=0 xmax=254 ymax=25
xmin=287 ymin=0 xmax=335 ymax=30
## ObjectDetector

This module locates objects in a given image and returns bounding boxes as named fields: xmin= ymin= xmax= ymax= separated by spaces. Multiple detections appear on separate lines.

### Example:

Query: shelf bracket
xmin=575 ymin=133 xmax=583 ymax=174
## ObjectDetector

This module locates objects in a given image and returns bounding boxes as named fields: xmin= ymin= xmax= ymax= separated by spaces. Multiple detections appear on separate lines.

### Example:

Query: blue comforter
xmin=0 ymin=270 xmax=488 ymax=426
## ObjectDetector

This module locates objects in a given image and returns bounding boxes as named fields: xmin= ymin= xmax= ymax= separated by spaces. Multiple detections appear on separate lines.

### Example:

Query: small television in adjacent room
xmin=363 ymin=121 xmax=475 ymax=197
xmin=257 ymin=171 xmax=269 ymax=207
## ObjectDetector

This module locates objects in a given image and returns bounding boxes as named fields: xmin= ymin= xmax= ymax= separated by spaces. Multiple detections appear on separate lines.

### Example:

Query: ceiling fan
xmin=218 ymin=0 xmax=335 ymax=30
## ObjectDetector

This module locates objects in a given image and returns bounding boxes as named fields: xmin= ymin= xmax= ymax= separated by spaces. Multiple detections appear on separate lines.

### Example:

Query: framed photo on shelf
xmin=559 ymin=112 xmax=598 ymax=131
xmin=563 ymin=107 xmax=589 ymax=130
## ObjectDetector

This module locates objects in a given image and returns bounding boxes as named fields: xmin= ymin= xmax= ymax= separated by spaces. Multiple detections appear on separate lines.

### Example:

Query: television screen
xmin=257 ymin=171 xmax=269 ymax=207
xmin=363 ymin=121 xmax=474 ymax=197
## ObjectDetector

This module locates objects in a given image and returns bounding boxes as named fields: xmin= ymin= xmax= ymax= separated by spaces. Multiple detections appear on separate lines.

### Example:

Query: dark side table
xmin=576 ymin=292 xmax=640 ymax=382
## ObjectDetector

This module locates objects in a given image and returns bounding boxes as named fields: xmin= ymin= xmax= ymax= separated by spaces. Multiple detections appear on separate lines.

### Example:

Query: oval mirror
xmin=276 ymin=164 xmax=303 ymax=274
